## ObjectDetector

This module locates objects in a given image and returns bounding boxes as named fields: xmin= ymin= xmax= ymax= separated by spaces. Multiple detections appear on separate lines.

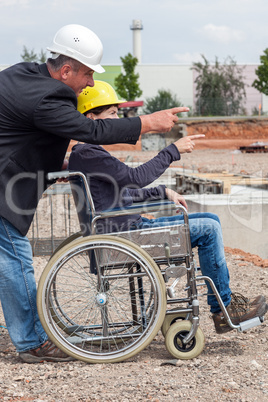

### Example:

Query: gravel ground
xmin=0 ymin=149 xmax=268 ymax=401
xmin=111 ymin=148 xmax=268 ymax=178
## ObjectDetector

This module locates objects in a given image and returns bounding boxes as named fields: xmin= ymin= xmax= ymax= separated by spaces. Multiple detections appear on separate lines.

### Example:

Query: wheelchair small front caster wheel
xmin=161 ymin=311 xmax=188 ymax=337
xmin=165 ymin=320 xmax=205 ymax=360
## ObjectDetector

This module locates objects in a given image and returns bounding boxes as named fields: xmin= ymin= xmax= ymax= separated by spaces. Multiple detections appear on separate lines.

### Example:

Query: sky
xmin=0 ymin=0 xmax=268 ymax=66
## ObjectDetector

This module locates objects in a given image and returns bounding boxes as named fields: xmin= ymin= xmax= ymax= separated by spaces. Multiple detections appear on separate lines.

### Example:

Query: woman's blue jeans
xmin=131 ymin=212 xmax=231 ymax=313
xmin=0 ymin=217 xmax=48 ymax=352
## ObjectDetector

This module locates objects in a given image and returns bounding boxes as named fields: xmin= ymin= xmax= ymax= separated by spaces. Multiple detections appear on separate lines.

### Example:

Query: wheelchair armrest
xmin=97 ymin=200 xmax=187 ymax=220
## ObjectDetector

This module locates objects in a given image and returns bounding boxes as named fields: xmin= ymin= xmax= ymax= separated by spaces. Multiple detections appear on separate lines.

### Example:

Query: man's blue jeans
xmin=131 ymin=212 xmax=231 ymax=313
xmin=0 ymin=217 xmax=48 ymax=352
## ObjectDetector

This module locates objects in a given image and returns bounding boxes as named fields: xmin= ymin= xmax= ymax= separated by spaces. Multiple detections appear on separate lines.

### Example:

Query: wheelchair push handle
xmin=47 ymin=170 xmax=70 ymax=181
xmin=47 ymin=170 xmax=88 ymax=182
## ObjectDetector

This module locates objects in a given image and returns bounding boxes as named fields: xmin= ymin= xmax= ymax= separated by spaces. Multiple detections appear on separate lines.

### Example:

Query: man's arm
xmin=35 ymin=89 xmax=191 ymax=145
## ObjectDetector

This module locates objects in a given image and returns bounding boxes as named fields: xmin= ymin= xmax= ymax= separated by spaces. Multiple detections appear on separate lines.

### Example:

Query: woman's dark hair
xmin=84 ymin=104 xmax=118 ymax=116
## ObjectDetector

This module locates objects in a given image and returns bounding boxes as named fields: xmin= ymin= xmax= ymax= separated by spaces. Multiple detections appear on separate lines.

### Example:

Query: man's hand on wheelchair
xmin=174 ymin=134 xmax=205 ymax=154
xmin=165 ymin=188 xmax=188 ymax=210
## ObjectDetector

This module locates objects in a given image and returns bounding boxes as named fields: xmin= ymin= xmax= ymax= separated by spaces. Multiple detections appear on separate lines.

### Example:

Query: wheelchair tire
xmin=165 ymin=320 xmax=205 ymax=360
xmin=161 ymin=311 xmax=188 ymax=337
xmin=48 ymin=232 xmax=82 ymax=261
xmin=37 ymin=235 xmax=166 ymax=364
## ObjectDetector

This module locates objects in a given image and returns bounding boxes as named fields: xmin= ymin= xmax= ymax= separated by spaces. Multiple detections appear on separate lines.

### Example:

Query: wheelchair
xmin=36 ymin=170 xmax=265 ymax=364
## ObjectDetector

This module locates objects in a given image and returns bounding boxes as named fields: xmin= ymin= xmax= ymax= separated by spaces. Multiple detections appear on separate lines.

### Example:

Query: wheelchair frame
xmin=36 ymin=170 xmax=264 ymax=364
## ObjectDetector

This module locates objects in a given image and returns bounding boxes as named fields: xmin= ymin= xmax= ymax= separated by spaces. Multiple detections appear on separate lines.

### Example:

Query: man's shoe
xmin=19 ymin=340 xmax=75 ymax=363
xmin=212 ymin=293 xmax=268 ymax=334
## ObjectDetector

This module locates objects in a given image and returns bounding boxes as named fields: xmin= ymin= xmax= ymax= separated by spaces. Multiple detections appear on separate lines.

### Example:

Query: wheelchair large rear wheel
xmin=37 ymin=235 xmax=166 ymax=363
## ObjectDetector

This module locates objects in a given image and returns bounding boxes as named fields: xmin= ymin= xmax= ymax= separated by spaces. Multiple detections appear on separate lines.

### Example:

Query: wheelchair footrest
xmin=238 ymin=316 xmax=263 ymax=332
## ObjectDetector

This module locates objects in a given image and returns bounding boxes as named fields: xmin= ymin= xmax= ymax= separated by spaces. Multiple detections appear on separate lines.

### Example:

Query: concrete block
xmin=141 ymin=133 xmax=166 ymax=151
xmin=184 ymin=188 xmax=268 ymax=259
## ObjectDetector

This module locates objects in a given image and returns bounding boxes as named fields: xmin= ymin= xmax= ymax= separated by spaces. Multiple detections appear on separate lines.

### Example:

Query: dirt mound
xmin=225 ymin=247 xmax=268 ymax=268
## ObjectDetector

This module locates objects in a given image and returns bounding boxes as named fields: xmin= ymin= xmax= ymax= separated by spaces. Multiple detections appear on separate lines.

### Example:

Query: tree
xmin=192 ymin=55 xmax=246 ymax=116
xmin=39 ymin=49 xmax=47 ymax=63
xmin=252 ymin=48 xmax=268 ymax=95
xmin=114 ymin=53 xmax=142 ymax=101
xmin=143 ymin=89 xmax=183 ymax=114
xmin=21 ymin=46 xmax=47 ymax=63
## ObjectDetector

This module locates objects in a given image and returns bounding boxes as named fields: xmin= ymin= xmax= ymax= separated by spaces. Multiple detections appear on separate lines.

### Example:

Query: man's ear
xmin=60 ymin=64 xmax=72 ymax=80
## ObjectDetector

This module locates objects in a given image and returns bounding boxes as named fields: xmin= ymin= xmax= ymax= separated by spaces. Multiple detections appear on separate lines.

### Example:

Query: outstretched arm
xmin=139 ymin=107 xmax=189 ymax=134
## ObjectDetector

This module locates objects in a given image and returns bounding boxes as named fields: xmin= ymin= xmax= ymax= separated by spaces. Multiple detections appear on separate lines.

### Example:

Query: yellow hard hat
xmin=77 ymin=80 xmax=125 ymax=114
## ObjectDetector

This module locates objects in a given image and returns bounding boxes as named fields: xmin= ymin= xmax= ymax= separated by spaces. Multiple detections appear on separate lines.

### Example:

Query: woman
xmin=69 ymin=81 xmax=267 ymax=335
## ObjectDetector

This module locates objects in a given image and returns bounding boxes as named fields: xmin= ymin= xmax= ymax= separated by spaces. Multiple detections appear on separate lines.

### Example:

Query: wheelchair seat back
xmin=69 ymin=175 xmax=94 ymax=236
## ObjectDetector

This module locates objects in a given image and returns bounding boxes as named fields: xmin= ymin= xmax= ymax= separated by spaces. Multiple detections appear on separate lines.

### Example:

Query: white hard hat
xmin=47 ymin=24 xmax=105 ymax=73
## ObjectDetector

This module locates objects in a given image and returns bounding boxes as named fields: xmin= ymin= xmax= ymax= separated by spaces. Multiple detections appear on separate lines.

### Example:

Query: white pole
xmin=130 ymin=20 xmax=143 ymax=64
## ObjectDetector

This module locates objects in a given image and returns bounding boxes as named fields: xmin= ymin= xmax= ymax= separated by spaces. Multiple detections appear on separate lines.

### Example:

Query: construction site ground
xmin=107 ymin=139 xmax=268 ymax=178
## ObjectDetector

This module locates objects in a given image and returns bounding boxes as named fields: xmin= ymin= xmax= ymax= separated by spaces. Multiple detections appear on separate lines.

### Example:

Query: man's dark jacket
xmin=0 ymin=62 xmax=141 ymax=235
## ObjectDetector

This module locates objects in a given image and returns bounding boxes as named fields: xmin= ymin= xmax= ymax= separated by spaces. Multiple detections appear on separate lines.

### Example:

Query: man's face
xmin=65 ymin=64 xmax=95 ymax=97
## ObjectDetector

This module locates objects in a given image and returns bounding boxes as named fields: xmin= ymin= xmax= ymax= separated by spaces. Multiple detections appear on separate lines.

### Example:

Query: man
xmin=0 ymin=24 xmax=190 ymax=363
xmin=69 ymin=81 xmax=268 ymax=336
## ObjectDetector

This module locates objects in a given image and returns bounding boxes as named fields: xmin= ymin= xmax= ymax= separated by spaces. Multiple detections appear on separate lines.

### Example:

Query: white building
xmin=2 ymin=62 xmax=268 ymax=114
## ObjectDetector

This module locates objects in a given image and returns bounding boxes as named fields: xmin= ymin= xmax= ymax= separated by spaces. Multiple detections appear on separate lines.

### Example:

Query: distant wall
xmin=93 ymin=63 xmax=268 ymax=115
xmin=2 ymin=62 xmax=268 ymax=114
xmin=136 ymin=64 xmax=194 ymax=108
xmin=94 ymin=65 xmax=121 ymax=90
